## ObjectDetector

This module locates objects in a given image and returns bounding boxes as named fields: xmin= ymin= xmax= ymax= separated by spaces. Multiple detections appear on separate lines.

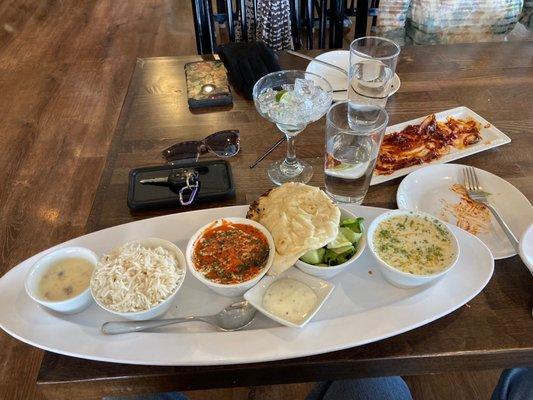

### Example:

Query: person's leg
xmin=492 ymin=367 xmax=533 ymax=400
xmin=306 ymin=381 xmax=333 ymax=400
xmin=104 ymin=393 xmax=189 ymax=400
xmin=306 ymin=377 xmax=413 ymax=400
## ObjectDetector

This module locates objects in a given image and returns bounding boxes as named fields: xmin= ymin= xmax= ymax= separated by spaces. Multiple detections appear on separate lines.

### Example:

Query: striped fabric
xmin=235 ymin=0 xmax=294 ymax=51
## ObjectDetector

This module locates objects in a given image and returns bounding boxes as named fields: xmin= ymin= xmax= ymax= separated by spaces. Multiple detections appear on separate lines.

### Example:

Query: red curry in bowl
xmin=192 ymin=220 xmax=270 ymax=284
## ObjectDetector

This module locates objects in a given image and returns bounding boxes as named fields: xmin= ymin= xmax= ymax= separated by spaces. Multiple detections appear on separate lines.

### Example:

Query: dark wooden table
xmin=36 ymin=42 xmax=533 ymax=399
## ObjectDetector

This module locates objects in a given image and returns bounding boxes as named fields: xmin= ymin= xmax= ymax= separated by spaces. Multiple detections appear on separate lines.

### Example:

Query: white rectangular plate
xmin=370 ymin=106 xmax=511 ymax=185
xmin=0 ymin=205 xmax=493 ymax=366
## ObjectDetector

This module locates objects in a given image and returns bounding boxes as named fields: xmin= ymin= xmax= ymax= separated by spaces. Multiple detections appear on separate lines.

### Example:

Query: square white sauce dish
xmin=244 ymin=267 xmax=334 ymax=328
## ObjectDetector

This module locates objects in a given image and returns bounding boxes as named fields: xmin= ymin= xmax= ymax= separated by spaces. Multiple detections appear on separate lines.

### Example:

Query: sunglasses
xmin=162 ymin=130 xmax=240 ymax=163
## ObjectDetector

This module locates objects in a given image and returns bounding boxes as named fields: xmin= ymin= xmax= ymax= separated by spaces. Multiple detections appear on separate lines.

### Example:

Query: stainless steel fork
xmin=463 ymin=166 xmax=519 ymax=251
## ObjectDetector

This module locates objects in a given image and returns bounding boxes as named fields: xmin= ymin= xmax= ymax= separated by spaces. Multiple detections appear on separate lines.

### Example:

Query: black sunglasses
xmin=162 ymin=130 xmax=240 ymax=163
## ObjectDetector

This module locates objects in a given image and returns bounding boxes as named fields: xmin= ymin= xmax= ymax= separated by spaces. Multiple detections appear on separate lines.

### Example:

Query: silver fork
xmin=463 ymin=166 xmax=519 ymax=251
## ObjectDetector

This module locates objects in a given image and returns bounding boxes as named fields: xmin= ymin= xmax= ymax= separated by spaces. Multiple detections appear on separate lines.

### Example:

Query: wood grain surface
xmin=34 ymin=42 xmax=533 ymax=399
xmin=0 ymin=1 xmax=194 ymax=399
xmin=0 ymin=1 xmax=531 ymax=398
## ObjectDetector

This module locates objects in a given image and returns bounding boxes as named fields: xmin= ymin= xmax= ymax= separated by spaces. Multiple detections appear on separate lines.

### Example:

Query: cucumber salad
xmin=300 ymin=218 xmax=364 ymax=266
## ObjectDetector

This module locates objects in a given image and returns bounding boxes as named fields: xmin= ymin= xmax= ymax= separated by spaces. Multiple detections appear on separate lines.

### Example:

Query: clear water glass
xmin=348 ymin=36 xmax=399 ymax=129
xmin=324 ymin=101 xmax=388 ymax=204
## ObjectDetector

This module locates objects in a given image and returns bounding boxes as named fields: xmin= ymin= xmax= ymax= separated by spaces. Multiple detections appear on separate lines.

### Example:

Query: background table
xmin=36 ymin=42 xmax=533 ymax=399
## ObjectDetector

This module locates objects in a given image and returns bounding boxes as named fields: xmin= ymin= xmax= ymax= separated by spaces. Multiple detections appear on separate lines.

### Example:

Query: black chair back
xmin=191 ymin=0 xmax=370 ymax=54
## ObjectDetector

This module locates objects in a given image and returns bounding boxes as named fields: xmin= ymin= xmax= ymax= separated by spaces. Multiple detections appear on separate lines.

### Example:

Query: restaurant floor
xmin=0 ymin=0 xmax=506 ymax=399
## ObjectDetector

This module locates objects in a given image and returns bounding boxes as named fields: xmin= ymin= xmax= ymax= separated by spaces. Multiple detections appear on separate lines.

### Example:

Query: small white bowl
xmin=295 ymin=208 xmax=366 ymax=279
xmin=519 ymin=224 xmax=533 ymax=276
xmin=186 ymin=217 xmax=275 ymax=297
xmin=367 ymin=210 xmax=460 ymax=288
xmin=91 ymin=238 xmax=186 ymax=321
xmin=244 ymin=267 xmax=334 ymax=328
xmin=25 ymin=246 xmax=98 ymax=314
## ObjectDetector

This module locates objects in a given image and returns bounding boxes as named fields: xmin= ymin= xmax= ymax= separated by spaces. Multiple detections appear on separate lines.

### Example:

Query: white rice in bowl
xmin=91 ymin=243 xmax=184 ymax=312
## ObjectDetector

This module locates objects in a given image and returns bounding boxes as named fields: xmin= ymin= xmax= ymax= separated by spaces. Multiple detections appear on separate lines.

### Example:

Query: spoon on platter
xmin=101 ymin=300 xmax=256 ymax=335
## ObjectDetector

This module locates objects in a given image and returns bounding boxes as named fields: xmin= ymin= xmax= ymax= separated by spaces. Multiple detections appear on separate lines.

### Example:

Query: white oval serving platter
xmin=0 ymin=204 xmax=493 ymax=366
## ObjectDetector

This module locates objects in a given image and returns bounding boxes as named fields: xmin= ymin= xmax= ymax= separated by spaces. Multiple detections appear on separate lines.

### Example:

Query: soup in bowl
xmin=186 ymin=217 xmax=275 ymax=297
xmin=367 ymin=210 xmax=459 ymax=288
xmin=25 ymin=246 xmax=98 ymax=314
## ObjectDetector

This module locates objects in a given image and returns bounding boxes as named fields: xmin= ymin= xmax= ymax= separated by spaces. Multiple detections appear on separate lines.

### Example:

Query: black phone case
xmin=127 ymin=160 xmax=235 ymax=211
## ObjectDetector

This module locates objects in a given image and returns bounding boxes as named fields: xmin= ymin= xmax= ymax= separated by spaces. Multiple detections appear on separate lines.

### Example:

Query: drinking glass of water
xmin=324 ymin=101 xmax=388 ymax=204
xmin=348 ymin=37 xmax=399 ymax=128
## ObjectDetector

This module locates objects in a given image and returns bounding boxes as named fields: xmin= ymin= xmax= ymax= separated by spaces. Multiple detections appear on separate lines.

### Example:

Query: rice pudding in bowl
xmin=186 ymin=217 xmax=275 ymax=297
xmin=367 ymin=210 xmax=459 ymax=288
xmin=91 ymin=238 xmax=186 ymax=321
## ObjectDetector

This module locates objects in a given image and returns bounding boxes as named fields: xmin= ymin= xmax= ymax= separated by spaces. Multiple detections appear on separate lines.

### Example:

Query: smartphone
xmin=184 ymin=61 xmax=233 ymax=109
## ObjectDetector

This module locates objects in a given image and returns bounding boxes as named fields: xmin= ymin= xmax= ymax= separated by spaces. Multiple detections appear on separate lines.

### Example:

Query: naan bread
xmin=247 ymin=183 xmax=340 ymax=275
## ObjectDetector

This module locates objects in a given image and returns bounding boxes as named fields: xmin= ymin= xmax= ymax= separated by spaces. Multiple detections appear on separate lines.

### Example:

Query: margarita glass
xmin=253 ymin=70 xmax=332 ymax=185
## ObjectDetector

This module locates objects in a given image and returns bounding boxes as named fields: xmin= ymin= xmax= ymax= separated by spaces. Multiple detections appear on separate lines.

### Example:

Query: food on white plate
xmin=247 ymin=182 xmax=340 ymax=275
xmin=300 ymin=217 xmax=364 ymax=266
xmin=91 ymin=243 xmax=185 ymax=313
xmin=440 ymin=183 xmax=491 ymax=235
xmin=38 ymin=258 xmax=93 ymax=301
xmin=192 ymin=220 xmax=270 ymax=284
xmin=262 ymin=278 xmax=318 ymax=324
xmin=373 ymin=214 xmax=457 ymax=275
xmin=375 ymin=114 xmax=482 ymax=175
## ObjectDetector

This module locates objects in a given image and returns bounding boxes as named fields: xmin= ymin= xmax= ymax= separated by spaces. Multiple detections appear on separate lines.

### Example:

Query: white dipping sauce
xmin=263 ymin=278 xmax=318 ymax=324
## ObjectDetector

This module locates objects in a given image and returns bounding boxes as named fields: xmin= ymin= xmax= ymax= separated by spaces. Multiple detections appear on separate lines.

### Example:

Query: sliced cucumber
xmin=339 ymin=227 xmax=362 ymax=244
xmin=340 ymin=217 xmax=364 ymax=233
xmin=300 ymin=248 xmax=325 ymax=264
xmin=329 ymin=244 xmax=354 ymax=254
xmin=326 ymin=231 xmax=351 ymax=249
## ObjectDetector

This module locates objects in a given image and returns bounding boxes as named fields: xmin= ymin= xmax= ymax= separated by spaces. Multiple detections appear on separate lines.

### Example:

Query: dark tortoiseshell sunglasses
xmin=162 ymin=129 xmax=240 ymax=163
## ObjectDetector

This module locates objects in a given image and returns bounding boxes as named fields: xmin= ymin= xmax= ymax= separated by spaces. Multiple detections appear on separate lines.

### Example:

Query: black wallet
xmin=127 ymin=160 xmax=235 ymax=211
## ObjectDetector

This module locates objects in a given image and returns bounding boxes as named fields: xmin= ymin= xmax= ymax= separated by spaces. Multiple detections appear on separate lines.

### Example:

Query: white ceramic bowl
xmin=519 ymin=224 xmax=533 ymax=276
xmin=25 ymin=246 xmax=98 ymax=314
xmin=295 ymin=208 xmax=366 ymax=279
xmin=367 ymin=210 xmax=460 ymax=288
xmin=186 ymin=217 xmax=275 ymax=297
xmin=91 ymin=238 xmax=186 ymax=321
xmin=244 ymin=267 xmax=334 ymax=328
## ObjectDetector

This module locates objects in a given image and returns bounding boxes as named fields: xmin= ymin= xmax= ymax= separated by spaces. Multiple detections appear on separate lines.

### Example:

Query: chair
xmin=191 ymin=0 xmax=372 ymax=54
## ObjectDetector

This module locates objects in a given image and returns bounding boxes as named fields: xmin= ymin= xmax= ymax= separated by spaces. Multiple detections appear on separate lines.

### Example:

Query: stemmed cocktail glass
xmin=253 ymin=70 xmax=332 ymax=185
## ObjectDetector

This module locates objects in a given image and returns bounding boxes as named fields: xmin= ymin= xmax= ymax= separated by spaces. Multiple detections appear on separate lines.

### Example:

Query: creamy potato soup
xmin=263 ymin=278 xmax=317 ymax=324
xmin=373 ymin=215 xmax=455 ymax=275
xmin=38 ymin=258 xmax=93 ymax=301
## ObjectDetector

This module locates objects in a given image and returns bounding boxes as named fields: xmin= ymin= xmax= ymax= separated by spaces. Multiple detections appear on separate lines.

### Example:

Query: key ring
xmin=178 ymin=171 xmax=199 ymax=206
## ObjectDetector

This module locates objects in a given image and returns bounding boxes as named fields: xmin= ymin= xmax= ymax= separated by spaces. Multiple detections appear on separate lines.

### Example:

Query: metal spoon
xmin=101 ymin=301 xmax=256 ymax=335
